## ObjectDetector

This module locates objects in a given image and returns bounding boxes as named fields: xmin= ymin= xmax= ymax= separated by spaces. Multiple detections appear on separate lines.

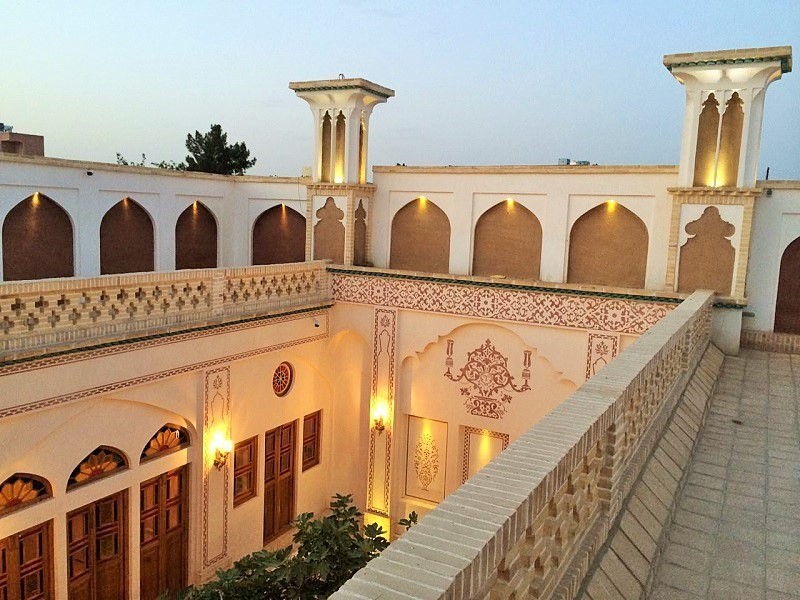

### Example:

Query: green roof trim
xmin=666 ymin=55 xmax=791 ymax=74
xmin=292 ymin=84 xmax=393 ymax=98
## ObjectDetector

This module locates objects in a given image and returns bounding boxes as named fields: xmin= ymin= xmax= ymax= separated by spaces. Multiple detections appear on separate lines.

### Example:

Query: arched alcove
xmin=567 ymin=202 xmax=648 ymax=288
xmin=252 ymin=205 xmax=306 ymax=265
xmin=140 ymin=423 xmax=191 ymax=462
xmin=390 ymin=198 xmax=450 ymax=273
xmin=677 ymin=206 xmax=735 ymax=295
xmin=473 ymin=201 xmax=542 ymax=280
xmin=2 ymin=193 xmax=74 ymax=280
xmin=717 ymin=92 xmax=744 ymax=187
xmin=358 ymin=118 xmax=367 ymax=184
xmin=693 ymin=93 xmax=720 ymax=187
xmin=334 ymin=111 xmax=346 ymax=183
xmin=100 ymin=198 xmax=154 ymax=274
xmin=321 ymin=112 xmax=332 ymax=183
xmin=314 ymin=197 xmax=345 ymax=264
xmin=354 ymin=200 xmax=367 ymax=266
xmin=175 ymin=201 xmax=217 ymax=269
xmin=775 ymin=237 xmax=800 ymax=334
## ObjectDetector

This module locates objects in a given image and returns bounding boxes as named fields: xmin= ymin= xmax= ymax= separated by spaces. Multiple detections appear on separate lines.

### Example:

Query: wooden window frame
xmin=302 ymin=410 xmax=322 ymax=472
xmin=233 ymin=436 xmax=258 ymax=507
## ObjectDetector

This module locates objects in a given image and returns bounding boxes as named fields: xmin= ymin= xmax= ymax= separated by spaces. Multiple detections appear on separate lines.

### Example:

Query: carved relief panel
xmin=405 ymin=415 xmax=447 ymax=503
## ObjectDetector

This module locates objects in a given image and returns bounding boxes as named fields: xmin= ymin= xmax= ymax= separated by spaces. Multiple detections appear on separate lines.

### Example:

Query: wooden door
xmin=67 ymin=491 xmax=126 ymax=600
xmin=140 ymin=466 xmax=189 ymax=600
xmin=264 ymin=421 xmax=296 ymax=544
xmin=775 ymin=237 xmax=800 ymax=334
xmin=0 ymin=521 xmax=53 ymax=600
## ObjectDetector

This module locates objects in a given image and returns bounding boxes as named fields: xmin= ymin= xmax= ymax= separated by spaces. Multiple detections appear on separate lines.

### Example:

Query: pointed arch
xmin=693 ymin=93 xmax=720 ymax=187
xmin=253 ymin=205 xmax=306 ymax=265
xmin=2 ymin=192 xmax=74 ymax=280
xmin=175 ymin=201 xmax=217 ymax=269
xmin=140 ymin=423 xmax=191 ymax=462
xmin=775 ymin=236 xmax=800 ymax=334
xmin=390 ymin=198 xmax=450 ymax=273
xmin=100 ymin=198 xmax=154 ymax=274
xmin=67 ymin=446 xmax=128 ymax=491
xmin=321 ymin=111 xmax=332 ymax=183
xmin=717 ymin=92 xmax=744 ymax=187
xmin=358 ymin=117 xmax=367 ymax=184
xmin=314 ymin=197 xmax=345 ymax=263
xmin=473 ymin=200 xmax=542 ymax=280
xmin=354 ymin=199 xmax=368 ymax=266
xmin=334 ymin=111 xmax=346 ymax=183
xmin=0 ymin=473 xmax=52 ymax=517
xmin=567 ymin=202 xmax=648 ymax=288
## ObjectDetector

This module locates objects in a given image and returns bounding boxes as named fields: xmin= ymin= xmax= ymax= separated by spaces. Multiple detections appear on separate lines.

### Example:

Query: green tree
xmin=182 ymin=494 xmax=389 ymax=600
xmin=184 ymin=124 xmax=256 ymax=175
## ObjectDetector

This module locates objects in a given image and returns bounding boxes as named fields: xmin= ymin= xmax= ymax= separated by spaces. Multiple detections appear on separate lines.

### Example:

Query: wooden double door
xmin=0 ymin=521 xmax=53 ymax=600
xmin=67 ymin=491 xmax=127 ymax=600
xmin=140 ymin=466 xmax=189 ymax=600
xmin=263 ymin=421 xmax=296 ymax=544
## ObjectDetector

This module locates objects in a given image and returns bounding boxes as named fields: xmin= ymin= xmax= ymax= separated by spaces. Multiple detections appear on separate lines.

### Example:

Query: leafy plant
xmin=182 ymin=494 xmax=389 ymax=600
xmin=398 ymin=510 xmax=418 ymax=531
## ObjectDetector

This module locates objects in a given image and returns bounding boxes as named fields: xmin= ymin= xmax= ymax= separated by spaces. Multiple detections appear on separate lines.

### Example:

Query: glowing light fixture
xmin=372 ymin=399 xmax=389 ymax=434
xmin=606 ymin=200 xmax=617 ymax=213
xmin=209 ymin=429 xmax=234 ymax=470
xmin=31 ymin=192 xmax=40 ymax=207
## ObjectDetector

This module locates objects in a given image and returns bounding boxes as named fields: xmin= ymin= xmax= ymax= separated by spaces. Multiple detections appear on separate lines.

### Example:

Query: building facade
xmin=0 ymin=46 xmax=795 ymax=599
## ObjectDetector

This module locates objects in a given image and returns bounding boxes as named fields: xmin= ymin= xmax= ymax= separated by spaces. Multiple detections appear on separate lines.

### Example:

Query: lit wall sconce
xmin=372 ymin=400 xmax=389 ymax=434
xmin=209 ymin=430 xmax=234 ymax=470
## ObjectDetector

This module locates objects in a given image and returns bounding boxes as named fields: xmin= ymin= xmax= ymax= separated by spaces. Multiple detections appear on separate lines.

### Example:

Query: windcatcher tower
xmin=663 ymin=46 xmax=791 ymax=302
xmin=290 ymin=77 xmax=394 ymax=266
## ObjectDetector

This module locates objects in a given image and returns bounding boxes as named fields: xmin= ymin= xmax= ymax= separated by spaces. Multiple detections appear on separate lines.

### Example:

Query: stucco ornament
xmin=445 ymin=339 xmax=531 ymax=419
xmin=414 ymin=432 xmax=439 ymax=490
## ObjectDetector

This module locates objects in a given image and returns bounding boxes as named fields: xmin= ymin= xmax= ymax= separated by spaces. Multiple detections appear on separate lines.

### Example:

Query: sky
xmin=2 ymin=1 xmax=799 ymax=178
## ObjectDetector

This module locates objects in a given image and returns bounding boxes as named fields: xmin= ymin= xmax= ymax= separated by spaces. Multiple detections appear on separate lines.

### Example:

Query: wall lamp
xmin=372 ymin=401 xmax=389 ymax=434
xmin=209 ymin=431 xmax=234 ymax=470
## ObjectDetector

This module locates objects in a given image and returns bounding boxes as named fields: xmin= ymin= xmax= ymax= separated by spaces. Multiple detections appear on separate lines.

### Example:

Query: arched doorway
xmin=567 ymin=202 xmax=648 ymax=288
xmin=389 ymin=197 xmax=450 ymax=273
xmin=775 ymin=237 xmax=800 ymax=334
xmin=2 ymin=193 xmax=74 ymax=280
xmin=175 ymin=202 xmax=217 ymax=269
xmin=252 ymin=205 xmax=306 ymax=265
xmin=100 ymin=198 xmax=155 ymax=274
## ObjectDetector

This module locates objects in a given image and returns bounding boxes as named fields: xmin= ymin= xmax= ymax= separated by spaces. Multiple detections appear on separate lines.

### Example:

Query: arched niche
xmin=334 ymin=111 xmax=346 ymax=183
xmin=252 ymin=205 xmax=306 ymax=265
xmin=717 ymin=92 xmax=744 ymax=188
xmin=389 ymin=197 xmax=450 ymax=273
xmin=140 ymin=423 xmax=191 ymax=462
xmin=175 ymin=201 xmax=217 ymax=269
xmin=66 ymin=445 xmax=129 ymax=491
xmin=775 ymin=237 xmax=800 ymax=334
xmin=314 ymin=197 xmax=345 ymax=264
xmin=0 ymin=473 xmax=52 ymax=517
xmin=354 ymin=200 xmax=367 ymax=266
xmin=677 ymin=206 xmax=735 ymax=295
xmin=2 ymin=192 xmax=74 ymax=281
xmin=693 ymin=93 xmax=720 ymax=187
xmin=100 ymin=198 xmax=155 ymax=274
xmin=567 ymin=202 xmax=648 ymax=288
xmin=321 ymin=112 xmax=332 ymax=183
xmin=473 ymin=200 xmax=542 ymax=280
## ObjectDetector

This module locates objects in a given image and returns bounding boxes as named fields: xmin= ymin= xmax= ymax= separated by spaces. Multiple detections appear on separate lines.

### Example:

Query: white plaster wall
xmin=371 ymin=169 xmax=677 ymax=289
xmin=0 ymin=157 xmax=307 ymax=279
xmin=744 ymin=184 xmax=800 ymax=331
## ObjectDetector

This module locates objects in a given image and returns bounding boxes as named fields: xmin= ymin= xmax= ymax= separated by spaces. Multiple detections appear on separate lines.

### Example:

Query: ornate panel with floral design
xmin=405 ymin=416 xmax=447 ymax=503
xmin=140 ymin=424 xmax=190 ymax=462
xmin=585 ymin=332 xmax=620 ymax=379
xmin=445 ymin=339 xmax=531 ymax=419
xmin=67 ymin=447 xmax=128 ymax=490
xmin=461 ymin=427 xmax=509 ymax=483
xmin=0 ymin=474 xmax=51 ymax=517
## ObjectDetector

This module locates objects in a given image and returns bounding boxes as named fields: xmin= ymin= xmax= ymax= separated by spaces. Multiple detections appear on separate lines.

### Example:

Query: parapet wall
xmin=0 ymin=260 xmax=331 ymax=361
xmin=332 ymin=290 xmax=715 ymax=600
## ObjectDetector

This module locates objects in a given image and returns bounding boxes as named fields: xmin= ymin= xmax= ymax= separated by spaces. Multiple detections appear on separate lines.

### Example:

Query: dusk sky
xmin=3 ymin=1 xmax=799 ymax=178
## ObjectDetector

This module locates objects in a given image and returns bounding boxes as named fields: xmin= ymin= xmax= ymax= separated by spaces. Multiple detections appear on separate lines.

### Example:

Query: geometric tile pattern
xmin=332 ymin=272 xmax=674 ymax=335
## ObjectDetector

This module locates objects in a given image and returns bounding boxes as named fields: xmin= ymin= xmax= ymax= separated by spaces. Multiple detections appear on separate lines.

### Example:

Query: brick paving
xmin=651 ymin=349 xmax=800 ymax=599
